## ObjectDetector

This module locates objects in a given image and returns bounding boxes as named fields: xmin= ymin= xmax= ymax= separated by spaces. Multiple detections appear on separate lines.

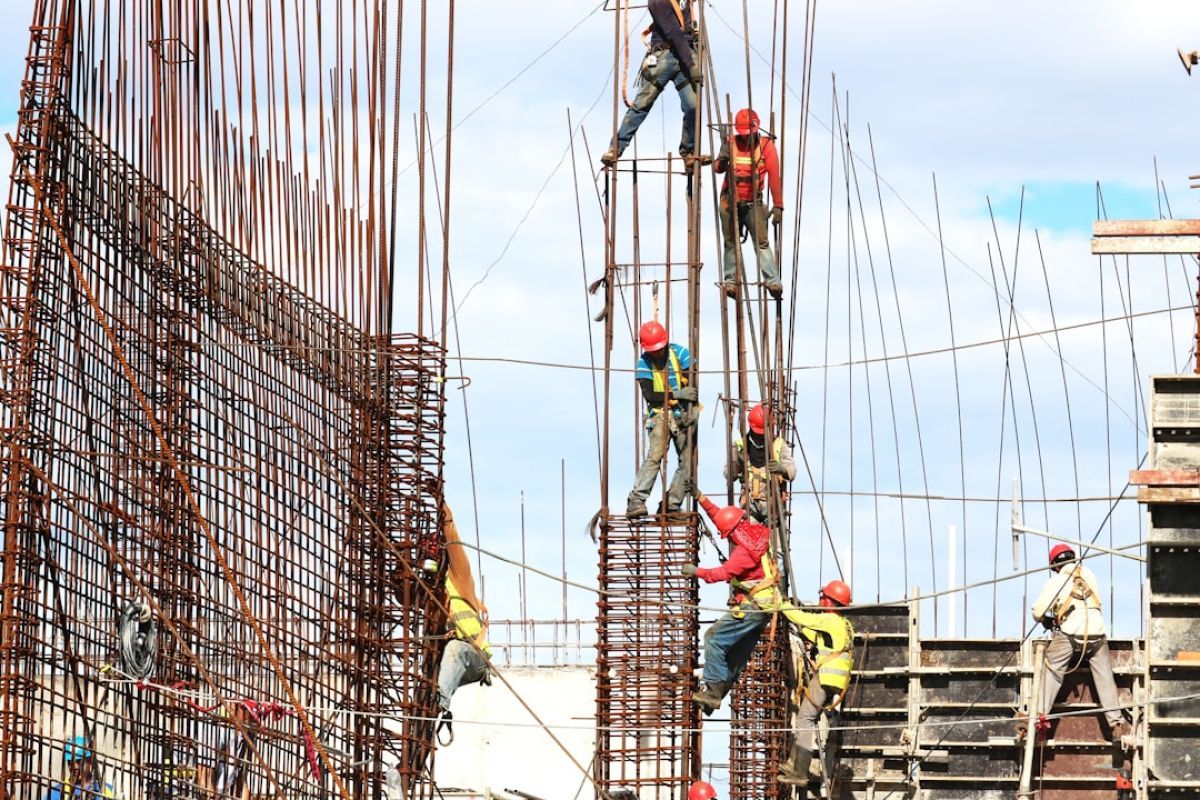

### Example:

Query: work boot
xmin=766 ymin=280 xmax=784 ymax=299
xmin=720 ymin=281 xmax=738 ymax=300
xmin=777 ymin=746 xmax=813 ymax=786
xmin=692 ymin=681 xmax=729 ymax=714
xmin=1110 ymin=720 xmax=1131 ymax=741
xmin=600 ymin=148 xmax=619 ymax=167
xmin=626 ymin=499 xmax=647 ymax=518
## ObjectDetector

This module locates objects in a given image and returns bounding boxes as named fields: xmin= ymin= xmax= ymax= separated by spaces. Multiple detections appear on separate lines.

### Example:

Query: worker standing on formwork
xmin=1024 ymin=544 xmax=1130 ymax=742
xmin=725 ymin=403 xmax=796 ymax=525
xmin=433 ymin=504 xmax=492 ymax=741
xmin=713 ymin=109 xmax=784 ymax=299
xmin=627 ymin=321 xmax=697 ymax=517
xmin=777 ymin=580 xmax=855 ymax=788
xmin=685 ymin=491 xmax=776 ymax=713
xmin=600 ymin=0 xmax=704 ymax=167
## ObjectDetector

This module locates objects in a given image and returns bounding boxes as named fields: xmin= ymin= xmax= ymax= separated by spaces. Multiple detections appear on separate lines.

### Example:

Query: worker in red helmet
xmin=777 ymin=580 xmax=856 ymax=787
xmin=600 ymin=0 xmax=704 ymax=167
xmin=713 ymin=108 xmax=784 ymax=299
xmin=1025 ymin=544 xmax=1129 ymax=742
xmin=683 ymin=489 xmax=776 ymax=713
xmin=627 ymin=321 xmax=696 ymax=517
xmin=726 ymin=403 xmax=796 ymax=523
xmin=687 ymin=780 xmax=718 ymax=800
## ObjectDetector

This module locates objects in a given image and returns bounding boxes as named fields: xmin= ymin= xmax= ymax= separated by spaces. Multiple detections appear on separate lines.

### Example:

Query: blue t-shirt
xmin=634 ymin=343 xmax=691 ymax=390
xmin=45 ymin=780 xmax=114 ymax=799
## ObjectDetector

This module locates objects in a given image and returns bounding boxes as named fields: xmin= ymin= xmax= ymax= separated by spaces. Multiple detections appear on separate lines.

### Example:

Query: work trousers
xmin=701 ymin=603 xmax=771 ymax=686
xmin=1037 ymin=631 xmax=1122 ymax=726
xmin=720 ymin=197 xmax=777 ymax=283
xmin=612 ymin=49 xmax=697 ymax=156
xmin=628 ymin=410 xmax=694 ymax=512
xmin=437 ymin=639 xmax=489 ymax=713
xmin=796 ymin=680 xmax=832 ymax=752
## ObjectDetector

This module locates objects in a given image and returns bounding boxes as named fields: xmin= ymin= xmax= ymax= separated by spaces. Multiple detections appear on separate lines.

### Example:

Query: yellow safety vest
xmin=446 ymin=575 xmax=491 ymax=658
xmin=649 ymin=347 xmax=684 ymax=395
xmin=808 ymin=615 xmax=855 ymax=693
xmin=735 ymin=437 xmax=786 ymax=503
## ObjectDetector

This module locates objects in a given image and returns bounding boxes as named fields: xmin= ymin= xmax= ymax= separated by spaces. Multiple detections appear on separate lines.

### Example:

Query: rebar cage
xmin=0 ymin=3 xmax=449 ymax=799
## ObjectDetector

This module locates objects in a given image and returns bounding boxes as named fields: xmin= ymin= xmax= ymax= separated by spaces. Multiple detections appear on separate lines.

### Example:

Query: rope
xmin=116 ymin=599 xmax=158 ymax=680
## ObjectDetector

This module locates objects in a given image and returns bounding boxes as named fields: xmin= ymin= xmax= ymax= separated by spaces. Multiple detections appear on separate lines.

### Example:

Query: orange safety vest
xmin=729 ymin=136 xmax=767 ymax=202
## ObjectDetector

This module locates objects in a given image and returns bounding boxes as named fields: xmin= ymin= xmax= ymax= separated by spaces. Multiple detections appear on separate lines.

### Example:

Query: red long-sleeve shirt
xmin=695 ymin=496 xmax=769 ymax=585
xmin=715 ymin=135 xmax=783 ymax=207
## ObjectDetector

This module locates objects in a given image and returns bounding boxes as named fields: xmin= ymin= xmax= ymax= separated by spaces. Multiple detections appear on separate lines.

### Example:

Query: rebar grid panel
xmin=729 ymin=624 xmax=790 ymax=800
xmin=595 ymin=514 xmax=701 ymax=799
xmin=0 ymin=7 xmax=449 ymax=800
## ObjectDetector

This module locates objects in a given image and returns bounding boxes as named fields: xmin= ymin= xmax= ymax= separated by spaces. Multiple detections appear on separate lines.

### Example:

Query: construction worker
xmin=435 ymin=504 xmax=492 ymax=738
xmin=600 ymin=0 xmax=703 ymax=166
xmin=685 ymin=491 xmax=775 ymax=713
xmin=627 ymin=321 xmax=696 ymax=517
xmin=713 ymin=109 xmax=784 ymax=299
xmin=778 ymin=580 xmax=856 ymax=788
xmin=726 ymin=403 xmax=796 ymax=524
xmin=44 ymin=735 xmax=115 ymax=799
xmin=688 ymin=781 xmax=718 ymax=800
xmin=1026 ymin=544 xmax=1130 ymax=741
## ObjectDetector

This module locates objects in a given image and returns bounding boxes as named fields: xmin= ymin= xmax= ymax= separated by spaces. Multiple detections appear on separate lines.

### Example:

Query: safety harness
xmin=736 ymin=436 xmax=787 ymax=505
xmin=1053 ymin=564 xmax=1101 ymax=627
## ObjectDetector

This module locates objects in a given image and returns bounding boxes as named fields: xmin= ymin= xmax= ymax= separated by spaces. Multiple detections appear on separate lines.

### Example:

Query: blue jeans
xmin=701 ymin=603 xmax=771 ymax=685
xmin=612 ymin=49 xmax=697 ymax=156
xmin=437 ymin=639 xmax=489 ymax=712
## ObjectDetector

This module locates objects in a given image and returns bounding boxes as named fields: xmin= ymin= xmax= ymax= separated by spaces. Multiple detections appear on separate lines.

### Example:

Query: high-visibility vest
xmin=735 ymin=436 xmax=786 ymax=503
xmin=648 ymin=347 xmax=684 ymax=395
xmin=810 ymin=615 xmax=855 ymax=693
xmin=446 ymin=575 xmax=491 ymax=657
xmin=729 ymin=137 xmax=767 ymax=202
xmin=1053 ymin=564 xmax=1101 ymax=627
xmin=53 ymin=781 xmax=116 ymax=799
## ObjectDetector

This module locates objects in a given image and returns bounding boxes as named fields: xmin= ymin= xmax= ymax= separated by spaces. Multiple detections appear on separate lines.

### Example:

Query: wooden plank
xmin=1094 ymin=219 xmax=1200 ymax=236
xmin=1138 ymin=486 xmax=1200 ymax=503
xmin=1130 ymin=469 xmax=1200 ymax=486
xmin=1091 ymin=235 xmax=1200 ymax=255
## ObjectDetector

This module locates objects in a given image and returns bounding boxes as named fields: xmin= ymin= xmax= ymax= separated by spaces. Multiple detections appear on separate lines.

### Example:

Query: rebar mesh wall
xmin=0 ymin=7 xmax=447 ymax=800
xmin=729 ymin=626 xmax=790 ymax=800
xmin=595 ymin=515 xmax=701 ymax=798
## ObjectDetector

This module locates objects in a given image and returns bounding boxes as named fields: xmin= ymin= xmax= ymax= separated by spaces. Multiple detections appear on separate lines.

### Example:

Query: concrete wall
xmin=433 ymin=666 xmax=597 ymax=800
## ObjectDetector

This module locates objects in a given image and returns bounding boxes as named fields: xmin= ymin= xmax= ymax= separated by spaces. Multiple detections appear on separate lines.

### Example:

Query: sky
xmin=2 ymin=0 xmax=1199 ymax=698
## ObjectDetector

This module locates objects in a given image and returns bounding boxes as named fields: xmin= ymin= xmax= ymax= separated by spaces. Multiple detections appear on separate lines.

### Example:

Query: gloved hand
xmin=1040 ymin=615 xmax=1055 ymax=632
xmin=674 ymin=386 xmax=698 ymax=403
xmin=770 ymin=206 xmax=784 ymax=226
xmin=692 ymin=486 xmax=704 ymax=501
xmin=768 ymin=459 xmax=787 ymax=475
xmin=689 ymin=62 xmax=704 ymax=87
xmin=682 ymin=563 xmax=699 ymax=577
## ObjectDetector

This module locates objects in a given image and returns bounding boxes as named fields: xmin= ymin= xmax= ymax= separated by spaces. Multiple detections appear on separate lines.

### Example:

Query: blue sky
xmin=2 ymin=0 xmax=1198 ymax=660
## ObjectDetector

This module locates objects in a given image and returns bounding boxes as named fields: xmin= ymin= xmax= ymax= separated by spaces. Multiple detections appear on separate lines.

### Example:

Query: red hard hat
xmin=734 ymin=108 xmax=760 ymax=136
xmin=1049 ymin=543 xmax=1076 ymax=565
xmin=820 ymin=579 xmax=852 ymax=607
xmin=748 ymin=404 xmax=766 ymax=435
xmin=688 ymin=781 xmax=718 ymax=800
xmin=639 ymin=321 xmax=668 ymax=352
xmin=712 ymin=505 xmax=745 ymax=536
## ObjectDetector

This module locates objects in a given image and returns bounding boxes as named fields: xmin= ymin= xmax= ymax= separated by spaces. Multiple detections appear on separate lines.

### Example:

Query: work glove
xmin=689 ymin=62 xmax=704 ymax=87
xmin=768 ymin=459 xmax=787 ymax=476
xmin=692 ymin=486 xmax=704 ymax=501
xmin=682 ymin=563 xmax=699 ymax=577
xmin=770 ymin=206 xmax=784 ymax=226
xmin=1040 ymin=615 xmax=1055 ymax=632
xmin=674 ymin=386 xmax=698 ymax=403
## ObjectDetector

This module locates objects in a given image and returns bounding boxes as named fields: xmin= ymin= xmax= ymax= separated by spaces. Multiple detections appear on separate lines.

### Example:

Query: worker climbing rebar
xmin=778 ymin=580 xmax=855 ymax=789
xmin=714 ymin=108 xmax=784 ymax=299
xmin=432 ymin=504 xmax=493 ymax=744
xmin=626 ymin=321 xmax=697 ymax=517
xmin=601 ymin=0 xmax=704 ymax=167
xmin=725 ymin=402 xmax=796 ymax=524
xmin=1023 ymin=544 xmax=1130 ymax=743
